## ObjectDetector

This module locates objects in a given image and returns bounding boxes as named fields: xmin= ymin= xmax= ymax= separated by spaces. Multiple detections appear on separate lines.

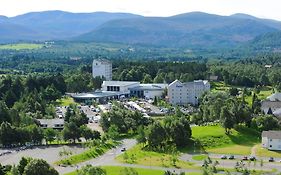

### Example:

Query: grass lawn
xmin=188 ymin=125 xmax=260 ymax=155
xmin=64 ymin=166 xmax=203 ymax=175
xmin=0 ymin=43 xmax=43 ymax=50
xmin=211 ymin=81 xmax=274 ymax=106
xmin=257 ymin=86 xmax=273 ymax=100
xmin=55 ymin=140 xmax=118 ymax=165
xmin=208 ymin=145 xmax=252 ymax=155
xmin=116 ymin=144 xmax=196 ymax=169
xmin=210 ymin=81 xmax=230 ymax=93
xmin=255 ymin=144 xmax=281 ymax=158
xmin=65 ymin=166 xmax=165 ymax=175
xmin=244 ymin=86 xmax=273 ymax=106
xmin=55 ymin=96 xmax=76 ymax=106
xmin=192 ymin=154 xmax=208 ymax=161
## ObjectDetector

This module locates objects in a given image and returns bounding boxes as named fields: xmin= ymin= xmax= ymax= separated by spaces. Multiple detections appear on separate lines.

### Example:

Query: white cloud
xmin=0 ymin=0 xmax=280 ymax=20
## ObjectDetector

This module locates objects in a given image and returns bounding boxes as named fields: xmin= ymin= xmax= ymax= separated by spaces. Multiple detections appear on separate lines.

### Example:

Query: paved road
xmin=0 ymin=145 xmax=86 ymax=165
xmin=56 ymin=139 xmax=204 ymax=175
xmin=55 ymin=139 xmax=137 ymax=174
xmin=180 ymin=153 xmax=281 ymax=172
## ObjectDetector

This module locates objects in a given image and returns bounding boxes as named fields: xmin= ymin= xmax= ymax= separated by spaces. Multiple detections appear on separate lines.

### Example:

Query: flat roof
xmin=37 ymin=119 xmax=64 ymax=126
xmin=103 ymin=81 xmax=139 ymax=86
xmin=70 ymin=91 xmax=128 ymax=99
xmin=129 ymin=84 xmax=168 ymax=91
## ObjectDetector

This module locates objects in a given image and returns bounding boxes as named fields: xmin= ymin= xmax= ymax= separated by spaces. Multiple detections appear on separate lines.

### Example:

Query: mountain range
xmin=0 ymin=10 xmax=281 ymax=49
xmin=0 ymin=11 xmax=141 ymax=42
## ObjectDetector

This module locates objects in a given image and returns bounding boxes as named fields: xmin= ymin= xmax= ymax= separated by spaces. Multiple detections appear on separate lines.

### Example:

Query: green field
xmin=190 ymin=125 xmax=260 ymax=155
xmin=64 ymin=166 xmax=203 ymax=175
xmin=210 ymin=81 xmax=231 ymax=92
xmin=255 ymin=144 xmax=281 ymax=158
xmin=0 ymin=43 xmax=43 ymax=50
xmin=65 ymin=166 xmax=165 ymax=175
xmin=211 ymin=81 xmax=273 ymax=106
xmin=116 ymin=144 xmax=195 ymax=169
xmin=192 ymin=154 xmax=208 ymax=161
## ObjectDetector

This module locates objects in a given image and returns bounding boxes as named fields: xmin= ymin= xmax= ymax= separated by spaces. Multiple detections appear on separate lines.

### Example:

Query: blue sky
xmin=0 ymin=0 xmax=281 ymax=20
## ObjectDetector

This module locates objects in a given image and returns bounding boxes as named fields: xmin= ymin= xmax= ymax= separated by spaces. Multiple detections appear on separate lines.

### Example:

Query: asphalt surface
xmin=2 ymin=139 xmax=281 ymax=174
xmin=180 ymin=153 xmax=281 ymax=172
xmin=0 ymin=145 xmax=86 ymax=165
xmin=55 ymin=139 xmax=203 ymax=175
xmin=55 ymin=139 xmax=137 ymax=174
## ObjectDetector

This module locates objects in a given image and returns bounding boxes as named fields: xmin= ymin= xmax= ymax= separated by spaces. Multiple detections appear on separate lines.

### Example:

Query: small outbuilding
xmin=36 ymin=119 xmax=65 ymax=130
xmin=262 ymin=130 xmax=281 ymax=151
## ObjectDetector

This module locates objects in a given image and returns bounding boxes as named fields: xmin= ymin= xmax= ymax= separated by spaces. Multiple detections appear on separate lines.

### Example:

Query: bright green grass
xmin=208 ymin=145 xmax=253 ymax=155
xmin=255 ymin=144 xmax=281 ymax=158
xmin=192 ymin=154 xmax=208 ymax=161
xmin=0 ymin=43 xmax=43 ymax=50
xmin=244 ymin=86 xmax=273 ymax=106
xmin=56 ymin=141 xmax=117 ymax=165
xmin=116 ymin=144 xmax=195 ymax=169
xmin=257 ymin=86 xmax=273 ymax=100
xmin=211 ymin=81 xmax=273 ymax=106
xmin=55 ymin=96 xmax=76 ymax=106
xmin=189 ymin=125 xmax=260 ymax=155
xmin=64 ymin=166 xmax=202 ymax=175
xmin=210 ymin=81 xmax=231 ymax=92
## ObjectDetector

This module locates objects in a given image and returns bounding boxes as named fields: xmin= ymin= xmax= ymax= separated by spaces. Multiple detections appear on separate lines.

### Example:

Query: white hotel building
xmin=168 ymin=80 xmax=210 ymax=105
xmin=92 ymin=59 xmax=112 ymax=80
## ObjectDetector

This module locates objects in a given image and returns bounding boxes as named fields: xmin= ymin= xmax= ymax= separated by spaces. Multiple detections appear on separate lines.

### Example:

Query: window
xmin=270 ymin=139 xmax=273 ymax=142
xmin=270 ymin=145 xmax=272 ymax=147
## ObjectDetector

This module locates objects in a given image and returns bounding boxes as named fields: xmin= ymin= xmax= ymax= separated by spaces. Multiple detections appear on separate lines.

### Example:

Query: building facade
xmin=71 ymin=81 xmax=167 ymax=104
xmin=92 ymin=59 xmax=112 ymax=80
xmin=168 ymin=80 xmax=210 ymax=105
xmin=262 ymin=131 xmax=281 ymax=151
xmin=130 ymin=84 xmax=168 ymax=99
xmin=102 ymin=81 xmax=140 ymax=94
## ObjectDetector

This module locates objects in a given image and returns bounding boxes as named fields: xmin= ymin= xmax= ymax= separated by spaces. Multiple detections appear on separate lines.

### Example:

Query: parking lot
xmin=0 ymin=145 xmax=86 ymax=165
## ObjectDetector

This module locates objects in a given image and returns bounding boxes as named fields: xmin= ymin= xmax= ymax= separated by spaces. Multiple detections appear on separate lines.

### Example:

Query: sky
xmin=0 ymin=0 xmax=281 ymax=20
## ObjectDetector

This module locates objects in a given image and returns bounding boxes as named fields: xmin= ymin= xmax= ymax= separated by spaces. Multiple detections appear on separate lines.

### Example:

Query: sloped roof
xmin=267 ymin=93 xmax=281 ymax=101
xmin=262 ymin=131 xmax=281 ymax=139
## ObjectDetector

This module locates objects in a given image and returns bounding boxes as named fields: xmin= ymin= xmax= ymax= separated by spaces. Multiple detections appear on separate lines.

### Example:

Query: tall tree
xmin=23 ymin=159 xmax=59 ymax=175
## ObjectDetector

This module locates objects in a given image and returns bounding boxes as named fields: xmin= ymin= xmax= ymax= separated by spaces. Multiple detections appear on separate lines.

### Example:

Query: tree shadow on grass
xmin=227 ymin=126 xmax=260 ymax=146
xmin=179 ymin=139 xmax=207 ymax=154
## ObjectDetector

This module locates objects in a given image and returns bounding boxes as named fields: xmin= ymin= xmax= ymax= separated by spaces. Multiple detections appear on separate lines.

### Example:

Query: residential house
xmin=262 ymin=131 xmax=281 ymax=151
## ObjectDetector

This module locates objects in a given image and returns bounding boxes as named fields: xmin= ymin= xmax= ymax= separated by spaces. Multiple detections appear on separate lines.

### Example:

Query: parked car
xmin=242 ymin=156 xmax=248 ymax=161
xmin=269 ymin=157 xmax=274 ymax=162
xmin=229 ymin=155 xmax=235 ymax=160
xmin=249 ymin=156 xmax=256 ymax=161
xmin=221 ymin=155 xmax=227 ymax=159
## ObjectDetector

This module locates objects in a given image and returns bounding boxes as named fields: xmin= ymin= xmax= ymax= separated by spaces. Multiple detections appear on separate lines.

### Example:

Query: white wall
xmin=168 ymin=80 xmax=210 ymax=105
xmin=144 ymin=90 xmax=163 ymax=99
xmin=267 ymin=138 xmax=281 ymax=151
xmin=92 ymin=60 xmax=112 ymax=80
xmin=102 ymin=81 xmax=140 ymax=93
xmin=262 ymin=137 xmax=268 ymax=148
